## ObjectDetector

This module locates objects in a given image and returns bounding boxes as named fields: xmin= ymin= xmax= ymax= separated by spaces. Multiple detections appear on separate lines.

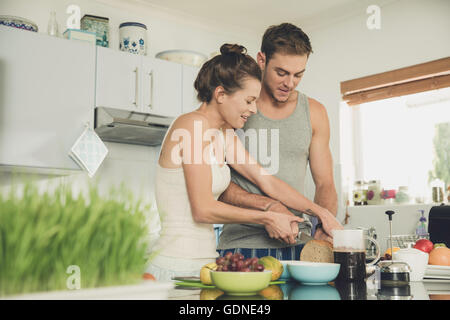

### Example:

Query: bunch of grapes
xmin=215 ymin=252 xmax=265 ymax=272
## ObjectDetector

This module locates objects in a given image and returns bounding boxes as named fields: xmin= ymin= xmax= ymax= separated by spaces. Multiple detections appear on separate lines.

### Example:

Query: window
xmin=343 ymin=87 xmax=450 ymax=202
xmin=340 ymin=57 xmax=450 ymax=205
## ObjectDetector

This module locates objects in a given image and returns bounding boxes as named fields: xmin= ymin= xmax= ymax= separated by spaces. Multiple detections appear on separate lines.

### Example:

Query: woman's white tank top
xmin=153 ymin=117 xmax=231 ymax=259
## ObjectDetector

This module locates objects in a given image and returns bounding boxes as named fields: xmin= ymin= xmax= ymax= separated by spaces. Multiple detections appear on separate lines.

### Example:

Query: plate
xmin=424 ymin=265 xmax=450 ymax=279
xmin=172 ymin=276 xmax=201 ymax=283
xmin=155 ymin=50 xmax=207 ymax=68
xmin=0 ymin=15 xmax=38 ymax=32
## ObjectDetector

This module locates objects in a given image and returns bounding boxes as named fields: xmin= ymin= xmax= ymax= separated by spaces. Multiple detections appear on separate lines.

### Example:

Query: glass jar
xmin=367 ymin=180 xmax=381 ymax=205
xmin=353 ymin=181 xmax=364 ymax=206
xmin=395 ymin=186 xmax=411 ymax=204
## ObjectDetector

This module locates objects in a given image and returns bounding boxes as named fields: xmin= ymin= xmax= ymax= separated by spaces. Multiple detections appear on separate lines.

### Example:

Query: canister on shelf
xmin=119 ymin=22 xmax=147 ymax=55
xmin=80 ymin=14 xmax=109 ymax=47
xmin=367 ymin=180 xmax=381 ymax=205
xmin=395 ymin=186 xmax=411 ymax=204
xmin=353 ymin=180 xmax=365 ymax=206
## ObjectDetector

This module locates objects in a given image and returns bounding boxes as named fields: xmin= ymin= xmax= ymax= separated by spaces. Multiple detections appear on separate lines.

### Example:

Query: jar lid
xmin=119 ymin=22 xmax=147 ymax=29
xmin=379 ymin=261 xmax=412 ymax=273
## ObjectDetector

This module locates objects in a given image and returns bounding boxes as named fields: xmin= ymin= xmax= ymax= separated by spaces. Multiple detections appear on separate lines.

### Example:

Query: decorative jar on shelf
xmin=395 ymin=186 xmax=411 ymax=204
xmin=119 ymin=22 xmax=147 ymax=55
xmin=353 ymin=181 xmax=366 ymax=206
xmin=367 ymin=180 xmax=381 ymax=205
xmin=81 ymin=14 xmax=109 ymax=47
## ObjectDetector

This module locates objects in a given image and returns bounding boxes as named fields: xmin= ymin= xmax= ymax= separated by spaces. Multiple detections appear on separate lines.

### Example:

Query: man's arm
xmin=308 ymin=98 xmax=338 ymax=216
xmin=308 ymin=98 xmax=338 ymax=242
xmin=219 ymin=181 xmax=292 ymax=215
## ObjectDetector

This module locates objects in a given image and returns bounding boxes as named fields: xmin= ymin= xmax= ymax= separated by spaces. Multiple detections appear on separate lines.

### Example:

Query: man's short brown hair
xmin=261 ymin=23 xmax=313 ymax=62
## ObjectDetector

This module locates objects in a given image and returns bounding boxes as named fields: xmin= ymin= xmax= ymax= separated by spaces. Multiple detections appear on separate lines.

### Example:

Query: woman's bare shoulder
xmin=170 ymin=111 xmax=211 ymax=134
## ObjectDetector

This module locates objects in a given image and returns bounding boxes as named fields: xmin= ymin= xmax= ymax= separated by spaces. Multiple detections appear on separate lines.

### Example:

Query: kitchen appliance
xmin=332 ymin=229 xmax=380 ymax=281
xmin=334 ymin=280 xmax=367 ymax=300
xmin=377 ymin=284 xmax=413 ymax=300
xmin=428 ymin=205 xmax=450 ymax=247
xmin=380 ymin=210 xmax=411 ymax=286
xmin=94 ymin=107 xmax=173 ymax=146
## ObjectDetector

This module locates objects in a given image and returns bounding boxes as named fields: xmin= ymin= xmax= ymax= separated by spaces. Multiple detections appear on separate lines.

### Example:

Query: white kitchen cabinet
xmin=96 ymin=46 xmax=141 ymax=112
xmin=96 ymin=47 xmax=182 ymax=117
xmin=0 ymin=26 xmax=95 ymax=172
xmin=182 ymin=65 xmax=201 ymax=114
xmin=141 ymin=57 xmax=182 ymax=117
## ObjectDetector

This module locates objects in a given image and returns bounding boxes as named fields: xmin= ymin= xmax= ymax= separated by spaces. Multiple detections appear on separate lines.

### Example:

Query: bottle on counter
xmin=367 ymin=180 xmax=381 ymax=205
xmin=415 ymin=210 xmax=428 ymax=238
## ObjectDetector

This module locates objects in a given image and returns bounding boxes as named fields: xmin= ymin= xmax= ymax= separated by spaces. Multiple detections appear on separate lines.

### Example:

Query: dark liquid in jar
xmin=334 ymin=250 xmax=366 ymax=281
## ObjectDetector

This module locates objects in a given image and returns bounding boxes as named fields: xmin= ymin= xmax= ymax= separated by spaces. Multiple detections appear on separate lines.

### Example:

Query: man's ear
xmin=257 ymin=52 xmax=266 ymax=71
xmin=213 ymin=86 xmax=226 ymax=104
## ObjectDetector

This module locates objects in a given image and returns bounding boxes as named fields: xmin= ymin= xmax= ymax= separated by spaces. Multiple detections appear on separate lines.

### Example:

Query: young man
xmin=217 ymin=23 xmax=341 ymax=260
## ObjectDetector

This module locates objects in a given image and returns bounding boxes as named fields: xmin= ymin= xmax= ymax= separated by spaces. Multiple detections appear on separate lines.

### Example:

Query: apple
xmin=413 ymin=239 xmax=434 ymax=253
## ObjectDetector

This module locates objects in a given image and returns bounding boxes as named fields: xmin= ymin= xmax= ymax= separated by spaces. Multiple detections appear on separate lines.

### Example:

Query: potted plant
xmin=0 ymin=179 xmax=173 ymax=299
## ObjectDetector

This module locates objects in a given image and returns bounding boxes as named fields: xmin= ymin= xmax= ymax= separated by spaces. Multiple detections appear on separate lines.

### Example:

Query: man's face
xmin=259 ymin=52 xmax=308 ymax=103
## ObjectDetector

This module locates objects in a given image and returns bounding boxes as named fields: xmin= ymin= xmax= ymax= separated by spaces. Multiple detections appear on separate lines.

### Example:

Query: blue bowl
xmin=290 ymin=284 xmax=341 ymax=300
xmin=279 ymin=260 xmax=294 ymax=280
xmin=287 ymin=261 xmax=340 ymax=285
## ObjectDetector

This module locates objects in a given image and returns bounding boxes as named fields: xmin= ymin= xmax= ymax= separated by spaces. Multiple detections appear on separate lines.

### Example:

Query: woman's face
xmin=218 ymin=78 xmax=261 ymax=129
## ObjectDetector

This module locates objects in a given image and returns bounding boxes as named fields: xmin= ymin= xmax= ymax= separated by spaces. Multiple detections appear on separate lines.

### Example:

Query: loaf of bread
xmin=300 ymin=240 xmax=334 ymax=263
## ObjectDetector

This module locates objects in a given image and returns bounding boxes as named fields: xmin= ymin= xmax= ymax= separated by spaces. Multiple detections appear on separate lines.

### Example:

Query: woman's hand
xmin=264 ymin=212 xmax=304 ymax=245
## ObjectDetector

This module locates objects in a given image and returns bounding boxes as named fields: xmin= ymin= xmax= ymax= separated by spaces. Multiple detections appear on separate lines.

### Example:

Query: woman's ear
xmin=256 ymin=52 xmax=266 ymax=71
xmin=213 ymin=86 xmax=226 ymax=104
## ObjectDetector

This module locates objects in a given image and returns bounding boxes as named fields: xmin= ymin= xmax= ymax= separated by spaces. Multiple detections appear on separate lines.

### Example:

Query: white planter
xmin=4 ymin=281 xmax=174 ymax=300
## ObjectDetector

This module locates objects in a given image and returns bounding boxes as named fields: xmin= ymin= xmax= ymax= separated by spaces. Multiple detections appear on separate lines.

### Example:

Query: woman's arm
xmin=165 ymin=113 xmax=303 ymax=244
xmin=224 ymin=130 xmax=343 ymax=237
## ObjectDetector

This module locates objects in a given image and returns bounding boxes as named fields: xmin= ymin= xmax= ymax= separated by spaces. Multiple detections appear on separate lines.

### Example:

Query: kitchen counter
xmin=167 ymin=278 xmax=450 ymax=300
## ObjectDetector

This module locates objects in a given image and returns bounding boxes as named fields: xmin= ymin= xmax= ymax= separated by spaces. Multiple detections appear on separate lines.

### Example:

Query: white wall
xmin=300 ymin=0 xmax=450 ymax=222
xmin=0 ymin=0 xmax=261 ymax=245
xmin=345 ymin=204 xmax=435 ymax=254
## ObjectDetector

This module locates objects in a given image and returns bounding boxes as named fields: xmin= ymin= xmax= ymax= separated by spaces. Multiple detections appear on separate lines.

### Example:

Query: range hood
xmin=94 ymin=107 xmax=174 ymax=146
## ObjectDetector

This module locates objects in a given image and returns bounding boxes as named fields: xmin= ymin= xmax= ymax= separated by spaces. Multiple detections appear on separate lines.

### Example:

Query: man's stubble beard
xmin=262 ymin=78 xmax=289 ymax=105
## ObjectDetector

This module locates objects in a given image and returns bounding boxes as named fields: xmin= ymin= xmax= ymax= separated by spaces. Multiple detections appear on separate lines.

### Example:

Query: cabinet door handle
xmin=133 ymin=67 xmax=139 ymax=107
xmin=148 ymin=70 xmax=154 ymax=109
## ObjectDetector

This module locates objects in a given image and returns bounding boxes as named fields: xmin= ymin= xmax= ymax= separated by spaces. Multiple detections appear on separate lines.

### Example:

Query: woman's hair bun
xmin=220 ymin=43 xmax=247 ymax=56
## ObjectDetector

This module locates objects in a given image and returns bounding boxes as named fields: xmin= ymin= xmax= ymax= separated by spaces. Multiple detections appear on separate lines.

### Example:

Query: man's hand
xmin=314 ymin=226 xmax=333 ymax=243
xmin=319 ymin=209 xmax=344 ymax=238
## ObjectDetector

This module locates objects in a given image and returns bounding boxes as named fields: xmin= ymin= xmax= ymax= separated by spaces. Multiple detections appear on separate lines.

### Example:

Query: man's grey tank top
xmin=217 ymin=91 xmax=313 ymax=249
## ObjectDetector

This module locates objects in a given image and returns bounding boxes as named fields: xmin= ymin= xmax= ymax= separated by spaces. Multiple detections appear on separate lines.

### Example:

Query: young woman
xmin=147 ymin=44 xmax=341 ymax=280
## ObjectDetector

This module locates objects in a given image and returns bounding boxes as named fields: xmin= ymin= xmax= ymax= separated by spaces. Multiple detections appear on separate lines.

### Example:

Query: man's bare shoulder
xmin=307 ymin=97 xmax=330 ymax=133
xmin=308 ymin=97 xmax=327 ymax=115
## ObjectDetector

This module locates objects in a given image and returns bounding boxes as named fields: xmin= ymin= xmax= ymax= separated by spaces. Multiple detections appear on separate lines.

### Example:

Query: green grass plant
xmin=0 ymin=178 xmax=151 ymax=296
